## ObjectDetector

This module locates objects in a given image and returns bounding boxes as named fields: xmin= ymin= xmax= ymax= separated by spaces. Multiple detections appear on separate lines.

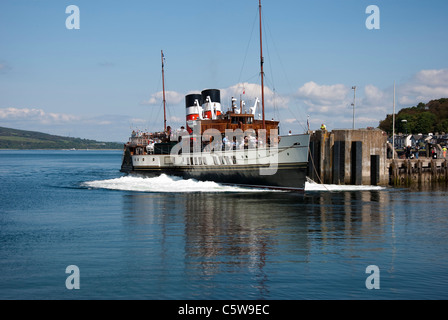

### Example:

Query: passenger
xmin=244 ymin=136 xmax=249 ymax=149
xmin=223 ymin=136 xmax=231 ymax=151
xmin=258 ymin=137 xmax=264 ymax=148
xmin=249 ymin=135 xmax=257 ymax=149
xmin=405 ymin=146 xmax=411 ymax=159
xmin=166 ymin=126 xmax=172 ymax=140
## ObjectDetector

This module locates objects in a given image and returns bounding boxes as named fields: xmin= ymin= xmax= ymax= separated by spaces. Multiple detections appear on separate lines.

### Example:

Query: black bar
xmin=371 ymin=154 xmax=380 ymax=185
xmin=351 ymin=141 xmax=362 ymax=185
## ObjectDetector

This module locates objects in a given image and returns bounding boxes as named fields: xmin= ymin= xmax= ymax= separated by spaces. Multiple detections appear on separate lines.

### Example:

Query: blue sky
xmin=1 ymin=0 xmax=447 ymax=142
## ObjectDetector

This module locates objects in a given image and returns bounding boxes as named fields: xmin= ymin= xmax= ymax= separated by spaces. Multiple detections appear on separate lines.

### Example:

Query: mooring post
xmin=417 ymin=160 xmax=422 ymax=184
xmin=430 ymin=159 xmax=437 ymax=183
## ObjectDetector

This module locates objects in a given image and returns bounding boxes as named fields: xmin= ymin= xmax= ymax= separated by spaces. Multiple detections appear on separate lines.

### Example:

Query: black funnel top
xmin=201 ymin=89 xmax=220 ymax=104
xmin=185 ymin=94 xmax=203 ymax=108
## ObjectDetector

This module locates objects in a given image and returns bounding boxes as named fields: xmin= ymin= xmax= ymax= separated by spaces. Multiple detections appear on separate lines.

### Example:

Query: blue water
xmin=1 ymin=150 xmax=448 ymax=300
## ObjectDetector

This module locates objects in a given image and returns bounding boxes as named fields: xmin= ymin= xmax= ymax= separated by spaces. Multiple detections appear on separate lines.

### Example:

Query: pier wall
xmin=308 ymin=129 xmax=389 ymax=186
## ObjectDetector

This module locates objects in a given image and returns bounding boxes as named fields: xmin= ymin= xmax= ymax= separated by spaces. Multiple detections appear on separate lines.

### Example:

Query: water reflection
xmin=120 ymin=190 xmax=392 ymax=299
xmin=183 ymin=193 xmax=290 ymax=298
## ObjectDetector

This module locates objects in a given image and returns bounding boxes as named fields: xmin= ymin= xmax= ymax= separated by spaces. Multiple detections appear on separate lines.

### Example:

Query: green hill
xmin=379 ymin=98 xmax=448 ymax=135
xmin=0 ymin=126 xmax=123 ymax=150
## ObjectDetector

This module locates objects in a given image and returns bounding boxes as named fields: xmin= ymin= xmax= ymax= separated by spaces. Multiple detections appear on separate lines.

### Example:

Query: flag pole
xmin=161 ymin=50 xmax=167 ymax=131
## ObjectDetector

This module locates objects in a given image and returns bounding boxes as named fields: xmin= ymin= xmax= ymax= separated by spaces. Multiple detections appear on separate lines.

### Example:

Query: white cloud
xmin=283 ymin=118 xmax=298 ymax=124
xmin=0 ymin=107 xmax=81 ymax=123
xmin=292 ymin=81 xmax=353 ymax=130
xmin=168 ymin=116 xmax=183 ymax=123
xmin=290 ymin=70 xmax=448 ymax=131
xmin=142 ymin=90 xmax=185 ymax=106
xmin=363 ymin=84 xmax=386 ymax=107
xmin=414 ymin=69 xmax=448 ymax=87
xmin=140 ymin=82 xmax=290 ymax=118
xmin=296 ymin=81 xmax=348 ymax=105
xmin=129 ymin=118 xmax=147 ymax=124
xmin=399 ymin=68 xmax=448 ymax=105
xmin=220 ymin=82 xmax=290 ymax=110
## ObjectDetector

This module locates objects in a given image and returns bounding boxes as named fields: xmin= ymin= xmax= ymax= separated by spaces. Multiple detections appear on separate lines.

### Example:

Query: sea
xmin=1 ymin=150 xmax=448 ymax=300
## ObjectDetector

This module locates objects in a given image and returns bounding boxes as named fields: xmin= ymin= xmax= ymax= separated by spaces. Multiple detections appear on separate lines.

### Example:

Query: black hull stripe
xmin=132 ymin=163 xmax=307 ymax=171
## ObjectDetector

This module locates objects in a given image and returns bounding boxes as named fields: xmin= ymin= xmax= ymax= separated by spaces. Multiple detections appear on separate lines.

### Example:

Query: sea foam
xmin=82 ymin=174 xmax=271 ymax=193
xmin=83 ymin=174 xmax=386 ymax=193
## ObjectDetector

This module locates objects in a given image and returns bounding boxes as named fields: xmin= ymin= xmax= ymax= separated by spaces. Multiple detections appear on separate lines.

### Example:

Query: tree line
xmin=378 ymin=98 xmax=448 ymax=135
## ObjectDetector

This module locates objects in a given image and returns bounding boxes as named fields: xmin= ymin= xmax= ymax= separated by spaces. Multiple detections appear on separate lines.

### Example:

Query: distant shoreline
xmin=0 ymin=126 xmax=125 ymax=150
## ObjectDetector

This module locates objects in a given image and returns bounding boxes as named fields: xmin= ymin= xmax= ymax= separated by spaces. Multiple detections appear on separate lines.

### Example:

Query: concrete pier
xmin=308 ymin=129 xmax=388 ymax=186
xmin=308 ymin=128 xmax=448 ymax=187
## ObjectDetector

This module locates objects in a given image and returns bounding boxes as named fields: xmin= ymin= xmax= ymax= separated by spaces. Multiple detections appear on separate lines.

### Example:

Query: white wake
xmin=83 ymin=174 xmax=386 ymax=193
xmin=82 ymin=174 xmax=272 ymax=193
xmin=304 ymin=178 xmax=385 ymax=191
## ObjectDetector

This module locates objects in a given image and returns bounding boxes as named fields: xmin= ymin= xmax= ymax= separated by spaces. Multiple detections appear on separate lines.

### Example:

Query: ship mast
xmin=161 ymin=50 xmax=167 ymax=131
xmin=259 ymin=0 xmax=266 ymax=130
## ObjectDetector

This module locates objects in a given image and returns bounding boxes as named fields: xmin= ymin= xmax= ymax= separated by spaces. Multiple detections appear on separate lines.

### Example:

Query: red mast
xmin=259 ymin=0 xmax=266 ymax=130
xmin=161 ymin=50 xmax=167 ymax=131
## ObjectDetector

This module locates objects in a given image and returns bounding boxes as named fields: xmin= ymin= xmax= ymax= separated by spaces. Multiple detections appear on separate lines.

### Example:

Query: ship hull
xmin=123 ymin=163 xmax=307 ymax=191
xmin=121 ymin=134 xmax=310 ymax=191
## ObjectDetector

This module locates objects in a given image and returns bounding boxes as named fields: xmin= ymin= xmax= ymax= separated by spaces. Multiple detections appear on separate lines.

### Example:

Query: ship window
xmin=191 ymin=157 xmax=194 ymax=165
xmin=203 ymin=157 xmax=207 ymax=165
xmin=233 ymin=156 xmax=237 ymax=164
xmin=213 ymin=156 xmax=219 ymax=165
